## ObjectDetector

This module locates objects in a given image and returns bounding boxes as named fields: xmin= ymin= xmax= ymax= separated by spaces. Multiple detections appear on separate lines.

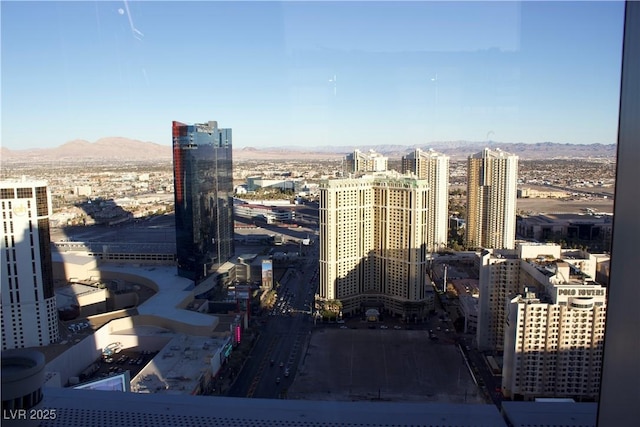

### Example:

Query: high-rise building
xmin=401 ymin=148 xmax=450 ymax=251
xmin=343 ymin=149 xmax=388 ymax=174
xmin=1 ymin=180 xmax=59 ymax=350
xmin=466 ymin=148 xmax=518 ymax=250
xmin=475 ymin=243 xmax=606 ymax=401
xmin=173 ymin=120 xmax=234 ymax=283
xmin=319 ymin=174 xmax=434 ymax=319
xmin=502 ymin=260 xmax=606 ymax=401
xmin=476 ymin=247 xmax=523 ymax=352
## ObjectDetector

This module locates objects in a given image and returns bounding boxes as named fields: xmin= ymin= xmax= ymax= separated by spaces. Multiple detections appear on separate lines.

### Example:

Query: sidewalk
xmin=208 ymin=330 xmax=261 ymax=396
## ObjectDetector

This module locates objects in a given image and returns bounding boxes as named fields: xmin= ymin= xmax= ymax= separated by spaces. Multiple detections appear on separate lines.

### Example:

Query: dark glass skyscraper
xmin=173 ymin=120 xmax=234 ymax=283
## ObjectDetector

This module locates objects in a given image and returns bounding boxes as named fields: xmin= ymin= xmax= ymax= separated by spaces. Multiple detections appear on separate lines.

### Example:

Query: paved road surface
xmin=228 ymin=248 xmax=318 ymax=399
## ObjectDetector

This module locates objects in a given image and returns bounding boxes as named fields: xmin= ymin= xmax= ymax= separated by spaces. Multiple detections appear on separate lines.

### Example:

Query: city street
xmin=228 ymin=246 xmax=318 ymax=399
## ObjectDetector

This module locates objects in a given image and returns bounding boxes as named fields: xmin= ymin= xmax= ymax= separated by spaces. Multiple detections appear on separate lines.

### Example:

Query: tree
xmin=320 ymin=299 xmax=342 ymax=320
xmin=260 ymin=290 xmax=278 ymax=310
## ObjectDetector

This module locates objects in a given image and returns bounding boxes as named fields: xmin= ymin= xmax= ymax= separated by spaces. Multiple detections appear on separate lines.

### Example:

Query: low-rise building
xmin=130 ymin=334 xmax=230 ymax=396
xmin=516 ymin=213 xmax=613 ymax=251
xmin=234 ymin=203 xmax=295 ymax=224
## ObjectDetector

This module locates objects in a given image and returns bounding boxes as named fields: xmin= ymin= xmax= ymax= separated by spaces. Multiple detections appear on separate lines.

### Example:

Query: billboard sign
xmin=261 ymin=260 xmax=273 ymax=289
xmin=73 ymin=371 xmax=131 ymax=392
xmin=235 ymin=285 xmax=250 ymax=300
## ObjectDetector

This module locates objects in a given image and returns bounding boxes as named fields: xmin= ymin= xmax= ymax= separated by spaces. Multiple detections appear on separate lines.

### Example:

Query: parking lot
xmin=288 ymin=327 xmax=483 ymax=403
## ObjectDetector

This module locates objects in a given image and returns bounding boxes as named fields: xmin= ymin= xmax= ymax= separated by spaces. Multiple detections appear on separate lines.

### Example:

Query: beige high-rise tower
xmin=401 ymin=148 xmax=449 ymax=251
xmin=343 ymin=149 xmax=388 ymax=175
xmin=1 ymin=180 xmax=59 ymax=350
xmin=319 ymin=174 xmax=435 ymax=320
xmin=466 ymin=148 xmax=518 ymax=250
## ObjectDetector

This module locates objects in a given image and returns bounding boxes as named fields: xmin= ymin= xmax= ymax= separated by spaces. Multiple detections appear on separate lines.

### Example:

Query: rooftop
xmin=130 ymin=334 xmax=227 ymax=395
xmin=520 ymin=213 xmax=613 ymax=223
xmin=40 ymin=387 xmax=508 ymax=427
xmin=501 ymin=401 xmax=597 ymax=427
xmin=95 ymin=264 xmax=219 ymax=329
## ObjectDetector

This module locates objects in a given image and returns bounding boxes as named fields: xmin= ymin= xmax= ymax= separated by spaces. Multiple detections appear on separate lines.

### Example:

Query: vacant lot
xmin=288 ymin=328 xmax=483 ymax=403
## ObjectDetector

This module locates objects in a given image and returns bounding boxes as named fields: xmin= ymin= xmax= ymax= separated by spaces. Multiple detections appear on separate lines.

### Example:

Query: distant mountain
xmin=0 ymin=138 xmax=616 ymax=163
xmin=1 ymin=137 xmax=172 ymax=162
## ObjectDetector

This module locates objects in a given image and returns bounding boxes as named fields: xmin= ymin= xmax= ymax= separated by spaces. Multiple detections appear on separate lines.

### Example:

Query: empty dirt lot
xmin=288 ymin=328 xmax=483 ymax=403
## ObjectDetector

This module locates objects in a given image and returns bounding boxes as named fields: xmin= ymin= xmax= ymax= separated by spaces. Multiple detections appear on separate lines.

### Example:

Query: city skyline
xmin=1 ymin=1 xmax=625 ymax=150
xmin=0 ymin=1 xmax=637 ymax=424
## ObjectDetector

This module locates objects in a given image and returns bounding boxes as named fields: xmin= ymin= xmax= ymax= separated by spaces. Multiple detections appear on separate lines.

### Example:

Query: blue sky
xmin=1 ymin=1 xmax=625 ymax=150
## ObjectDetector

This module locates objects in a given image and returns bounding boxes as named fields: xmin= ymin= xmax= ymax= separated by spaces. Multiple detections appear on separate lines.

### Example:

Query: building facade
xmin=475 ymin=242 xmax=606 ymax=401
xmin=502 ymin=265 xmax=606 ymax=401
xmin=234 ymin=204 xmax=294 ymax=224
xmin=1 ymin=180 xmax=59 ymax=350
xmin=245 ymin=177 xmax=305 ymax=193
xmin=319 ymin=175 xmax=434 ymax=319
xmin=343 ymin=149 xmax=388 ymax=175
xmin=516 ymin=213 xmax=613 ymax=253
xmin=173 ymin=121 xmax=234 ymax=283
xmin=466 ymin=148 xmax=518 ymax=250
xmin=476 ymin=248 xmax=524 ymax=352
xmin=401 ymin=148 xmax=450 ymax=251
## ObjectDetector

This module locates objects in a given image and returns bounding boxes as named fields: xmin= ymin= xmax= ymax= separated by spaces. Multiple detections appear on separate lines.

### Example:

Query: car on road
xmin=284 ymin=369 xmax=290 ymax=378
xmin=279 ymin=362 xmax=284 ymax=368
xmin=340 ymin=325 xmax=348 ymax=329
xmin=380 ymin=325 xmax=388 ymax=329
xmin=270 ymin=359 xmax=275 ymax=366
xmin=276 ymin=377 xmax=281 ymax=384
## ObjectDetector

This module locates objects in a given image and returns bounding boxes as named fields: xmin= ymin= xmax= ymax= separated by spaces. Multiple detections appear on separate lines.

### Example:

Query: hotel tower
xmin=319 ymin=174 xmax=436 ymax=319
xmin=401 ymin=148 xmax=449 ymax=252
xmin=1 ymin=180 xmax=59 ymax=350
xmin=466 ymin=148 xmax=518 ymax=250
xmin=172 ymin=120 xmax=234 ymax=283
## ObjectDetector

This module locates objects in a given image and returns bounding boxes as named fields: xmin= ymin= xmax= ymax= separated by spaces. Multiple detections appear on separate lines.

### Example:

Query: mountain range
xmin=0 ymin=138 xmax=616 ymax=162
